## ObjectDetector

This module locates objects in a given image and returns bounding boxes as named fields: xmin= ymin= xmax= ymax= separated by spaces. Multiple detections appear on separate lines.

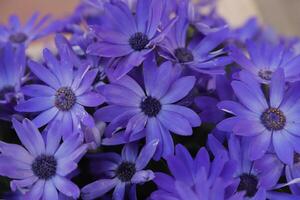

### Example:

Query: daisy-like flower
xmin=81 ymin=140 xmax=158 ymax=200
xmin=95 ymin=55 xmax=201 ymax=159
xmin=0 ymin=13 xmax=56 ymax=47
xmin=87 ymin=0 xmax=177 ymax=79
xmin=15 ymin=35 xmax=104 ymax=138
xmin=217 ymin=69 xmax=300 ymax=165
xmin=230 ymin=40 xmax=300 ymax=83
xmin=150 ymin=144 xmax=242 ymax=200
xmin=208 ymin=135 xmax=286 ymax=199
xmin=0 ymin=118 xmax=88 ymax=199
xmin=159 ymin=1 xmax=231 ymax=75
xmin=0 ymin=43 xmax=25 ymax=120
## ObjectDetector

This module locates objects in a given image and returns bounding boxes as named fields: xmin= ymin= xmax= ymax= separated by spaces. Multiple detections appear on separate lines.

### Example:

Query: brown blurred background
xmin=0 ymin=0 xmax=298 ymax=36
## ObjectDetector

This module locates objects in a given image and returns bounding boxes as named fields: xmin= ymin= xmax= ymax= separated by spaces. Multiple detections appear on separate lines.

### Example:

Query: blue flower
xmin=15 ymin=35 xmax=104 ymax=138
xmin=0 ymin=13 xmax=56 ymax=47
xmin=151 ymin=144 xmax=242 ymax=200
xmin=87 ymin=0 xmax=177 ymax=79
xmin=81 ymin=140 xmax=158 ymax=200
xmin=0 ymin=118 xmax=88 ymax=199
xmin=230 ymin=40 xmax=300 ymax=83
xmin=159 ymin=1 xmax=231 ymax=74
xmin=218 ymin=69 xmax=300 ymax=164
xmin=95 ymin=55 xmax=201 ymax=159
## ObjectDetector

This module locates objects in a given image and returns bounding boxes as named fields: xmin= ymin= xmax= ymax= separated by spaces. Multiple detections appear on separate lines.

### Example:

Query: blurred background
xmin=0 ymin=0 xmax=299 ymax=36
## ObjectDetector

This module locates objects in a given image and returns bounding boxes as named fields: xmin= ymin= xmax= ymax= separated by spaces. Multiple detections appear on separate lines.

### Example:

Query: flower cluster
xmin=1 ymin=0 xmax=300 ymax=199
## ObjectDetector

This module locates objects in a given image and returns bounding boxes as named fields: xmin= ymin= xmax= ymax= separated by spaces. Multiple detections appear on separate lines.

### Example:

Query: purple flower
xmin=87 ymin=0 xmax=177 ymax=79
xmin=81 ymin=140 xmax=158 ymax=200
xmin=208 ymin=135 xmax=285 ymax=199
xmin=150 ymin=144 xmax=242 ymax=200
xmin=15 ymin=35 xmax=104 ymax=138
xmin=95 ymin=56 xmax=201 ymax=159
xmin=230 ymin=40 xmax=300 ymax=83
xmin=217 ymin=69 xmax=300 ymax=165
xmin=0 ymin=13 xmax=55 ymax=47
xmin=0 ymin=43 xmax=26 ymax=120
xmin=0 ymin=118 xmax=87 ymax=199
xmin=159 ymin=1 xmax=231 ymax=74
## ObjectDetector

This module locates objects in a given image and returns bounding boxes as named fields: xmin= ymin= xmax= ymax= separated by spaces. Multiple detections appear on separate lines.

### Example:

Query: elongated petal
xmin=32 ymin=107 xmax=58 ymax=128
xmin=162 ymin=105 xmax=201 ymax=127
xmin=43 ymin=180 xmax=58 ymax=200
xmin=81 ymin=178 xmax=118 ymax=200
xmin=53 ymin=176 xmax=80 ymax=199
xmin=24 ymin=180 xmax=45 ymax=200
xmin=113 ymin=183 xmax=126 ymax=200
xmin=87 ymin=42 xmax=132 ymax=57
xmin=21 ymin=84 xmax=55 ymax=97
xmin=270 ymin=68 xmax=285 ymax=107
xmin=248 ymin=130 xmax=271 ymax=160
xmin=136 ymin=140 xmax=159 ymax=170
xmin=12 ymin=118 xmax=45 ymax=156
xmin=0 ymin=141 xmax=34 ymax=164
xmin=28 ymin=60 xmax=60 ymax=89
xmin=77 ymin=92 xmax=104 ymax=107
xmin=15 ymin=97 xmax=54 ymax=112
xmin=273 ymin=130 xmax=294 ymax=165
xmin=161 ymin=76 xmax=195 ymax=104
xmin=131 ymin=170 xmax=155 ymax=183
xmin=158 ymin=110 xmax=192 ymax=135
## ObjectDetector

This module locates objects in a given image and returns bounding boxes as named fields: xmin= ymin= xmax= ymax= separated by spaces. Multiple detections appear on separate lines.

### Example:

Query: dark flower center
xmin=260 ymin=108 xmax=286 ymax=131
xmin=258 ymin=69 xmax=272 ymax=81
xmin=55 ymin=87 xmax=76 ymax=111
xmin=129 ymin=32 xmax=149 ymax=51
xmin=0 ymin=86 xmax=14 ymax=99
xmin=116 ymin=162 xmax=136 ymax=182
xmin=174 ymin=48 xmax=194 ymax=63
xmin=32 ymin=155 xmax=57 ymax=180
xmin=140 ymin=96 xmax=161 ymax=117
xmin=237 ymin=174 xmax=258 ymax=197
xmin=9 ymin=32 xmax=28 ymax=43
xmin=294 ymin=153 xmax=300 ymax=163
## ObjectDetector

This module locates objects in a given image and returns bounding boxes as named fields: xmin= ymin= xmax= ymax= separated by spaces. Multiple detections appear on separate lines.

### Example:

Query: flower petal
xmin=81 ymin=178 xmax=118 ymax=200
xmin=53 ymin=176 xmax=80 ymax=199
xmin=131 ymin=170 xmax=155 ymax=184
xmin=15 ymin=97 xmax=54 ymax=112
xmin=273 ymin=130 xmax=294 ymax=165
xmin=113 ymin=183 xmax=126 ymax=200
xmin=77 ymin=92 xmax=104 ymax=107
xmin=136 ymin=140 xmax=159 ymax=170
xmin=43 ymin=180 xmax=58 ymax=200
xmin=270 ymin=68 xmax=285 ymax=108
xmin=21 ymin=84 xmax=55 ymax=97
xmin=161 ymin=76 xmax=196 ymax=104
xmin=158 ymin=110 xmax=193 ymax=135
xmin=32 ymin=107 xmax=58 ymax=128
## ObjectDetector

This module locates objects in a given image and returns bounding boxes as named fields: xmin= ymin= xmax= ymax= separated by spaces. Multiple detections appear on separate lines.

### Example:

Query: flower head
xmin=0 ymin=118 xmax=87 ymax=199
xmin=151 ymin=144 xmax=241 ymax=200
xmin=81 ymin=140 xmax=158 ymax=200
xmin=0 ymin=13 xmax=56 ymax=47
xmin=95 ymin=55 xmax=201 ymax=159
xmin=230 ymin=40 xmax=300 ymax=83
xmin=218 ymin=69 xmax=300 ymax=164
xmin=159 ymin=1 xmax=231 ymax=74
xmin=15 ymin=34 xmax=104 ymax=138
xmin=87 ymin=0 xmax=177 ymax=79
xmin=208 ymin=134 xmax=285 ymax=199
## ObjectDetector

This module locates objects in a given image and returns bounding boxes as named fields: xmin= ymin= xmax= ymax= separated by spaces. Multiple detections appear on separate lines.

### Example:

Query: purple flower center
xmin=32 ymin=155 xmax=57 ymax=180
xmin=9 ymin=32 xmax=28 ymax=43
xmin=237 ymin=173 xmax=258 ymax=197
xmin=258 ymin=69 xmax=272 ymax=81
xmin=174 ymin=48 xmax=194 ymax=63
xmin=260 ymin=108 xmax=286 ymax=131
xmin=140 ymin=96 xmax=161 ymax=117
xmin=129 ymin=32 xmax=149 ymax=51
xmin=116 ymin=162 xmax=136 ymax=182
xmin=55 ymin=87 xmax=76 ymax=111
